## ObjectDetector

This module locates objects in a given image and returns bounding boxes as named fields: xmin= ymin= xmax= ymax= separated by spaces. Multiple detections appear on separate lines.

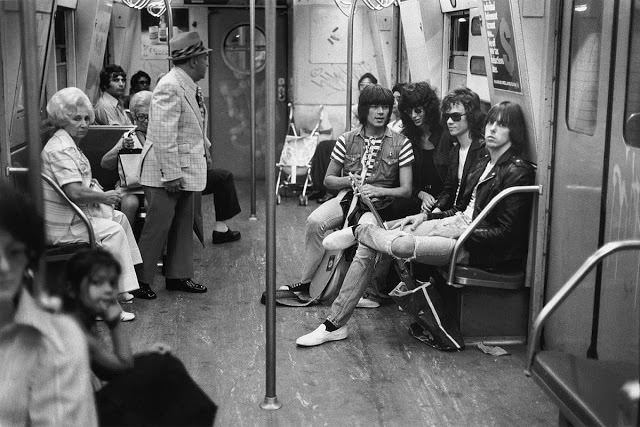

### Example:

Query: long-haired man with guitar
xmin=292 ymin=84 xmax=414 ymax=347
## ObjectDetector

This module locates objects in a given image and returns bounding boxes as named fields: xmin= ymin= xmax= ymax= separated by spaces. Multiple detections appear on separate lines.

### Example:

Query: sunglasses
xmin=443 ymin=112 xmax=467 ymax=122
xmin=404 ymin=107 xmax=424 ymax=116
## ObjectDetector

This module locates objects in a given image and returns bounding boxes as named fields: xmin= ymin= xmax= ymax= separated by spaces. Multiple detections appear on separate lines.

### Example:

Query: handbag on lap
xmin=117 ymin=147 xmax=143 ymax=189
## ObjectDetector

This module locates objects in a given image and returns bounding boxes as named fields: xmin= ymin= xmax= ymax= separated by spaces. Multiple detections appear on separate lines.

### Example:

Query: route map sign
xmin=482 ymin=0 xmax=522 ymax=93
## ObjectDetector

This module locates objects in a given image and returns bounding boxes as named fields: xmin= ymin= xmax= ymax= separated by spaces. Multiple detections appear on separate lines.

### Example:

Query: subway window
xmin=448 ymin=11 xmax=470 ymax=92
xmin=222 ymin=25 xmax=266 ymax=75
xmin=624 ymin=1 xmax=640 ymax=147
xmin=566 ymin=0 xmax=604 ymax=135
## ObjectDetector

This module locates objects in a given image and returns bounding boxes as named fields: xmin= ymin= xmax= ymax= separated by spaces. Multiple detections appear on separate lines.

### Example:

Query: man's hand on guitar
xmin=359 ymin=184 xmax=382 ymax=200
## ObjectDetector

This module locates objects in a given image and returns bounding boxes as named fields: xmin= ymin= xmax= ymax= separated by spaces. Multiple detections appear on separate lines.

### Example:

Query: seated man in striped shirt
xmin=290 ymin=84 xmax=414 ymax=347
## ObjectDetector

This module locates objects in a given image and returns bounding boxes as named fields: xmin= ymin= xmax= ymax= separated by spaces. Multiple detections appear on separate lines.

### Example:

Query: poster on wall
xmin=482 ymin=0 xmax=521 ymax=93
xmin=140 ymin=8 xmax=189 ymax=58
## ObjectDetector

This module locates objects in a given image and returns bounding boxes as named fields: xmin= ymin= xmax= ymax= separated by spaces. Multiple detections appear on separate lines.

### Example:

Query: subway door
xmin=597 ymin=0 xmax=640 ymax=363
xmin=545 ymin=0 xmax=615 ymax=354
xmin=208 ymin=8 xmax=288 ymax=180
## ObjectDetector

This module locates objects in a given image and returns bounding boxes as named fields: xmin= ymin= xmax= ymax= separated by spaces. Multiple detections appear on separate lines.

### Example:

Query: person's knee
xmin=390 ymin=236 xmax=415 ymax=258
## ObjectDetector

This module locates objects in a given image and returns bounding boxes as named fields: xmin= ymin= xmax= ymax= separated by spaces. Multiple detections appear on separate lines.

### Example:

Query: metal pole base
xmin=260 ymin=396 xmax=282 ymax=410
xmin=249 ymin=215 xmax=258 ymax=221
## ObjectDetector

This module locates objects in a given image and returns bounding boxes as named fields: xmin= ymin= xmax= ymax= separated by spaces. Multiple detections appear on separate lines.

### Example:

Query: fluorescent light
xmin=574 ymin=4 xmax=588 ymax=12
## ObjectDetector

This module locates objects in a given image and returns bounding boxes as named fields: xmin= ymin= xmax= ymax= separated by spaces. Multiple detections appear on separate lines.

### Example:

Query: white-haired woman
xmin=41 ymin=87 xmax=141 ymax=319
xmin=101 ymin=92 xmax=151 ymax=224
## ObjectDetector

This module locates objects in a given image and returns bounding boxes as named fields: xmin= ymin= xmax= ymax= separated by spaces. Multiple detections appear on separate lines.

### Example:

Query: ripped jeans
xmin=354 ymin=214 xmax=471 ymax=266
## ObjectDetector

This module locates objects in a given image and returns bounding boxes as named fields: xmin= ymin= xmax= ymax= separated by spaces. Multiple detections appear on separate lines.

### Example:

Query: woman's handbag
xmin=117 ymin=147 xmax=143 ymax=189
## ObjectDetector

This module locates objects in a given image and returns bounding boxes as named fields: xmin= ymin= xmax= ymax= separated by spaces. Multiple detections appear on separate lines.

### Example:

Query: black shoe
xmin=278 ymin=281 xmax=310 ymax=294
xmin=166 ymin=278 xmax=207 ymax=293
xmin=212 ymin=229 xmax=241 ymax=244
xmin=131 ymin=282 xmax=157 ymax=300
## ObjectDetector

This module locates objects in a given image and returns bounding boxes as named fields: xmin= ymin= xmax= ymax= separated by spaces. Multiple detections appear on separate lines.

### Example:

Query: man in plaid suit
xmin=137 ymin=32 xmax=211 ymax=294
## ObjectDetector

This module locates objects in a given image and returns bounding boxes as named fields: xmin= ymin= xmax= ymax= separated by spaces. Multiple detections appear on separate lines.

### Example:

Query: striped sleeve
xmin=330 ymin=135 xmax=347 ymax=165
xmin=398 ymin=137 xmax=414 ymax=167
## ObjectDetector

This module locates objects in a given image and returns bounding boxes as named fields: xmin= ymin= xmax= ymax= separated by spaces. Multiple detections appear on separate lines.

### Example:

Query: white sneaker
xmin=356 ymin=297 xmax=380 ymax=308
xmin=322 ymin=227 xmax=356 ymax=250
xmin=120 ymin=311 xmax=136 ymax=322
xmin=118 ymin=292 xmax=134 ymax=303
xmin=296 ymin=324 xmax=348 ymax=347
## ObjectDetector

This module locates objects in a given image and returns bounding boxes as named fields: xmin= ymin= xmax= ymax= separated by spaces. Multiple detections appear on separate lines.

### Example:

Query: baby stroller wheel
xmin=299 ymin=194 xmax=308 ymax=206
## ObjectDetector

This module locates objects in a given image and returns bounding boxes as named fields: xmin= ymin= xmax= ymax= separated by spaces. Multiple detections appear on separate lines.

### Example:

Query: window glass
xmin=222 ymin=25 xmax=266 ymax=75
xmin=624 ymin=1 xmax=640 ymax=147
xmin=566 ymin=0 xmax=604 ymax=135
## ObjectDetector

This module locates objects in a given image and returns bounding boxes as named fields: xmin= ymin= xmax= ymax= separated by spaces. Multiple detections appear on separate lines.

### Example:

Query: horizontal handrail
xmin=524 ymin=240 xmax=640 ymax=375
xmin=447 ymin=185 xmax=543 ymax=286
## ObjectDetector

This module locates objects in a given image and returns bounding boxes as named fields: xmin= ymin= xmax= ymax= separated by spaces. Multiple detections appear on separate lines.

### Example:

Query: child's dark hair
xmin=357 ymin=84 xmax=394 ymax=127
xmin=64 ymin=248 xmax=121 ymax=311
xmin=485 ymin=101 xmax=528 ymax=152
xmin=0 ymin=181 xmax=44 ymax=271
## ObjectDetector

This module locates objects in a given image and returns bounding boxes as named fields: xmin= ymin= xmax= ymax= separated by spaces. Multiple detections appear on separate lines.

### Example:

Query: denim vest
xmin=342 ymin=126 xmax=407 ymax=188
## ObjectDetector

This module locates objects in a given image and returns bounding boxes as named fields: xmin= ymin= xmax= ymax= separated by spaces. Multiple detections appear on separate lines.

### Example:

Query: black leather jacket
xmin=465 ymin=147 xmax=536 ymax=268
xmin=429 ymin=137 xmax=486 ymax=219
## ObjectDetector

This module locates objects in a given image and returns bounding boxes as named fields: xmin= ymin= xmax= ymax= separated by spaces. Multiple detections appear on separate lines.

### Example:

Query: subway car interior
xmin=0 ymin=0 xmax=639 ymax=425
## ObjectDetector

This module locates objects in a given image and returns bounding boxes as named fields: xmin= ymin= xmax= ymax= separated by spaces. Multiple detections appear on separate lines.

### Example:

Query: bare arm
xmin=323 ymin=159 xmax=352 ymax=191
xmin=62 ymin=182 xmax=121 ymax=206
xmin=100 ymin=138 xmax=125 ymax=170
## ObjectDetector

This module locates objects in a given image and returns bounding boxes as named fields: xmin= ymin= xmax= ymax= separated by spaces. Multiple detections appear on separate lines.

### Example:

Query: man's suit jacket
xmin=140 ymin=67 xmax=208 ymax=192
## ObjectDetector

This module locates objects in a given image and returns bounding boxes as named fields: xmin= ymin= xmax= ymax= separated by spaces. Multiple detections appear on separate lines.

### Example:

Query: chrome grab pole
xmin=249 ymin=0 xmax=257 ymax=220
xmin=260 ymin=0 xmax=281 ymax=411
xmin=524 ymin=240 xmax=640 ymax=376
xmin=345 ymin=0 xmax=358 ymax=131
xmin=18 ymin=0 xmax=44 ymax=216
xmin=164 ymin=0 xmax=172 ymax=70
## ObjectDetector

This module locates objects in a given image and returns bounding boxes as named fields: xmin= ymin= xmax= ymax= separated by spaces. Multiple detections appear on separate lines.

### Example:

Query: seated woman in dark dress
xmin=64 ymin=248 xmax=217 ymax=426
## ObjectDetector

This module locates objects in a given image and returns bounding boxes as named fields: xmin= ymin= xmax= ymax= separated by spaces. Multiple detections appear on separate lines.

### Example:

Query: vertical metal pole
xmin=345 ymin=0 xmax=358 ymax=131
xmin=19 ymin=0 xmax=44 ymax=216
xmin=18 ymin=0 xmax=46 ymax=292
xmin=260 ymin=0 xmax=281 ymax=411
xmin=249 ymin=0 xmax=257 ymax=220
xmin=164 ymin=0 xmax=173 ymax=71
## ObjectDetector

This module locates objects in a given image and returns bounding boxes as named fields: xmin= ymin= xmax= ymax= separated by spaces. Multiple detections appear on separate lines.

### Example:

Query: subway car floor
xmin=110 ymin=180 xmax=556 ymax=426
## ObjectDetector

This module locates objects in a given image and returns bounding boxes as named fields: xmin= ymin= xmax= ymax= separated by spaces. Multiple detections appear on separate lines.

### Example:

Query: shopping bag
xmin=118 ymin=148 xmax=143 ymax=189
xmin=389 ymin=279 xmax=465 ymax=351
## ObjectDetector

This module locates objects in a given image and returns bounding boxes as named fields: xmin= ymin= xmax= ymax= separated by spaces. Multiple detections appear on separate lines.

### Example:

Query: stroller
xmin=275 ymin=104 xmax=323 ymax=206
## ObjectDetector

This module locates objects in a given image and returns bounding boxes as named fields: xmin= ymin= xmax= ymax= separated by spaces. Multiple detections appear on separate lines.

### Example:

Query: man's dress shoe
xmin=212 ymin=229 xmax=241 ymax=244
xmin=131 ymin=282 xmax=157 ymax=299
xmin=165 ymin=278 xmax=207 ymax=293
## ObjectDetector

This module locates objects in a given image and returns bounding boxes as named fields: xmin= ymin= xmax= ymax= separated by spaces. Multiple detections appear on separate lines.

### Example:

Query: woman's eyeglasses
xmin=135 ymin=113 xmax=149 ymax=122
xmin=443 ymin=112 xmax=466 ymax=122
xmin=404 ymin=107 xmax=424 ymax=116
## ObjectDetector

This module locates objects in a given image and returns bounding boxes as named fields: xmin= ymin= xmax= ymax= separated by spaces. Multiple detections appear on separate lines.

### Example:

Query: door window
xmin=447 ymin=12 xmax=470 ymax=92
xmin=624 ymin=1 xmax=640 ymax=147
xmin=566 ymin=0 xmax=604 ymax=135
xmin=222 ymin=25 xmax=266 ymax=74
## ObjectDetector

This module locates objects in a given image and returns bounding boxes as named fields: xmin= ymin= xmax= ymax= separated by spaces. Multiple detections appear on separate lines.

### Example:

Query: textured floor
xmin=121 ymin=180 xmax=556 ymax=427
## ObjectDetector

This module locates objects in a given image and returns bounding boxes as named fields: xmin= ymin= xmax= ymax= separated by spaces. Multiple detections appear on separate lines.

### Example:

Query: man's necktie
xmin=196 ymin=86 xmax=206 ymax=120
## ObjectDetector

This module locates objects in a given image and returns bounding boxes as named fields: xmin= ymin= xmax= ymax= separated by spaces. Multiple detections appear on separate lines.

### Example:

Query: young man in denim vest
xmin=288 ymin=85 xmax=414 ymax=346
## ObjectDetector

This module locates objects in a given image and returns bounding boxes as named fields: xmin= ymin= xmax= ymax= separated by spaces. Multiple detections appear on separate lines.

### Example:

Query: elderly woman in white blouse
xmin=41 ymin=87 xmax=141 ymax=319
